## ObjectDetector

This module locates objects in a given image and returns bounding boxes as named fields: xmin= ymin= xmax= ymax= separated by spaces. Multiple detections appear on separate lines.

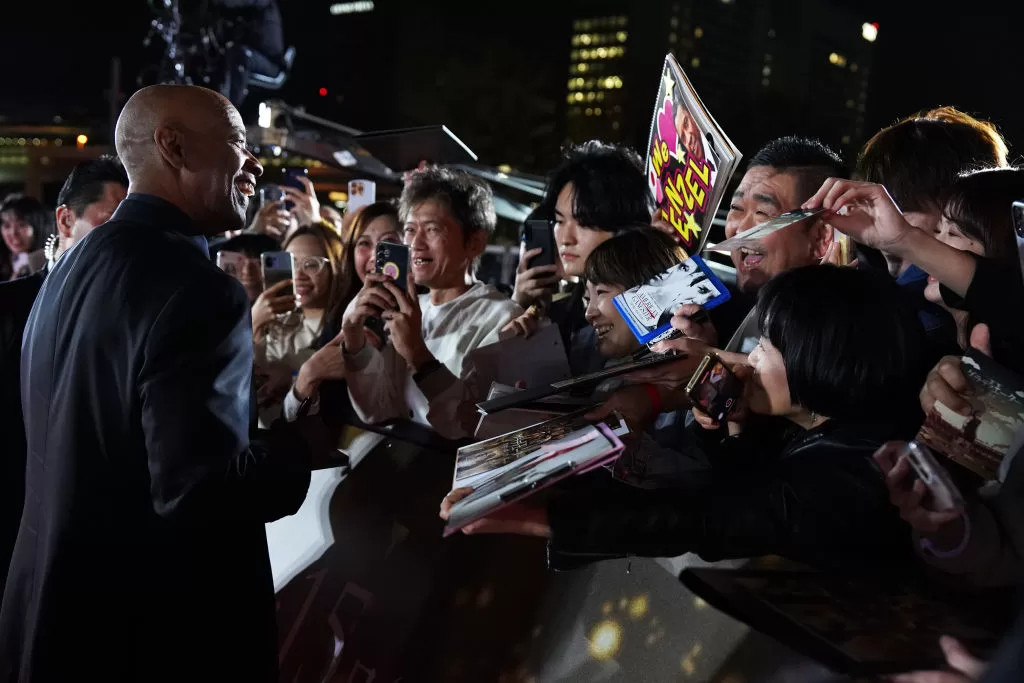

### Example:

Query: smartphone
xmin=902 ymin=441 xmax=964 ymax=511
xmin=282 ymin=167 xmax=308 ymax=190
xmin=347 ymin=179 xmax=377 ymax=215
xmin=259 ymin=184 xmax=283 ymax=208
xmin=522 ymin=219 xmax=557 ymax=269
xmin=1013 ymin=200 xmax=1024 ymax=238
xmin=216 ymin=251 xmax=246 ymax=278
xmin=261 ymin=251 xmax=294 ymax=292
xmin=685 ymin=353 xmax=742 ymax=423
xmin=375 ymin=241 xmax=410 ymax=293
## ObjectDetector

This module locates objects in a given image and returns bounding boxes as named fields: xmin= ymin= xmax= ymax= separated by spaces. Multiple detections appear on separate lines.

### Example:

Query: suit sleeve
xmin=138 ymin=276 xmax=310 ymax=523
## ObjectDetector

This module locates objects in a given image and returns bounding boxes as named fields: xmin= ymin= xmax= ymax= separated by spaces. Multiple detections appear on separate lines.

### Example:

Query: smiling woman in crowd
xmin=252 ymin=222 xmax=346 ymax=424
xmin=443 ymin=265 xmax=930 ymax=576
xmin=0 ymin=194 xmax=53 ymax=281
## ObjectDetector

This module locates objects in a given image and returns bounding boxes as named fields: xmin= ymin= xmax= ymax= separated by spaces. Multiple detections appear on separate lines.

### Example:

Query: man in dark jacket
xmin=0 ymin=84 xmax=311 ymax=682
xmin=0 ymin=156 xmax=127 ymax=597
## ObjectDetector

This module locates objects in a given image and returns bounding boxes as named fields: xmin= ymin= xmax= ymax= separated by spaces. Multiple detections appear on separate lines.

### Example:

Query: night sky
xmin=3 ymin=0 xmax=1023 ymax=166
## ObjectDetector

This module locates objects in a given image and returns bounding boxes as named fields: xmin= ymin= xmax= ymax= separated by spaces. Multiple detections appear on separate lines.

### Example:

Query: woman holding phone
xmin=443 ymin=266 xmax=930 ymax=577
xmin=283 ymin=202 xmax=402 ymax=414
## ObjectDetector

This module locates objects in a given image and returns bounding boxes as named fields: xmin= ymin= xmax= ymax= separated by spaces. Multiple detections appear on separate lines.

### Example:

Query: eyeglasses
xmin=295 ymin=256 xmax=330 ymax=275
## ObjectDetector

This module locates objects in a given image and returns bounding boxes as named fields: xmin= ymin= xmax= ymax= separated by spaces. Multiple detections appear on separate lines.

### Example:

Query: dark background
xmin=1 ymin=0 xmax=1021 ymax=171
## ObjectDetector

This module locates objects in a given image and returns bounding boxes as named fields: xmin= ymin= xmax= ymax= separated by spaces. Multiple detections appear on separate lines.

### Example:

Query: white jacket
xmin=346 ymin=283 xmax=522 ymax=440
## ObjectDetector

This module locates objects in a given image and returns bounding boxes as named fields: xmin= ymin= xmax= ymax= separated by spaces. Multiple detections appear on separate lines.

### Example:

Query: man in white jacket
xmin=335 ymin=167 xmax=521 ymax=440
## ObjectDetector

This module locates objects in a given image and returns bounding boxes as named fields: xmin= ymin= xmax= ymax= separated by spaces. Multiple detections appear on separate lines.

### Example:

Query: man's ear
xmin=809 ymin=219 xmax=834 ymax=260
xmin=153 ymin=126 xmax=186 ymax=169
xmin=55 ymin=205 xmax=75 ymax=239
xmin=468 ymin=228 xmax=488 ymax=259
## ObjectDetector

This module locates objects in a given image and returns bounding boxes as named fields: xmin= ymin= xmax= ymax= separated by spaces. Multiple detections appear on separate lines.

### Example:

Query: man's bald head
xmin=114 ymin=85 xmax=261 ymax=234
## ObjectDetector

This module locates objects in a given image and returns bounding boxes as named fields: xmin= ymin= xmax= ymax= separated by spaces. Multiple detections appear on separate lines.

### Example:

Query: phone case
xmin=903 ymin=441 xmax=964 ymax=511
xmin=522 ymin=220 xmax=557 ymax=269
xmin=685 ymin=353 xmax=741 ymax=422
xmin=375 ymin=241 xmax=409 ymax=292
xmin=261 ymin=251 xmax=293 ymax=290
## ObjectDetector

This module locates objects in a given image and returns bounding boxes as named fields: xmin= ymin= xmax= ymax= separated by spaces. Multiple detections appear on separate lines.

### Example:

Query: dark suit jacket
xmin=0 ymin=195 xmax=311 ymax=682
xmin=0 ymin=271 xmax=44 ymax=598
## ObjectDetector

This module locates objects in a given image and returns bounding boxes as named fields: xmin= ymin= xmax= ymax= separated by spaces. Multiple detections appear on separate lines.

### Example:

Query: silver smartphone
xmin=902 ymin=441 xmax=964 ymax=511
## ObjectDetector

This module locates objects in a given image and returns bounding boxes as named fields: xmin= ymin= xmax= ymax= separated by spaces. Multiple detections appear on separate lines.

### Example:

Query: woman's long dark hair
xmin=283 ymin=223 xmax=347 ymax=347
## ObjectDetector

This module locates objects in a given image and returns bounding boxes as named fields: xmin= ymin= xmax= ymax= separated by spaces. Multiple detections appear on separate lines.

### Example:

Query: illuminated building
xmin=564 ymin=0 xmax=876 ymax=158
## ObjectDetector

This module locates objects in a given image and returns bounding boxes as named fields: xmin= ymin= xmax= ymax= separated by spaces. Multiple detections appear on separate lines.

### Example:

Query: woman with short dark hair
xmin=444 ymin=266 xmax=929 ymax=576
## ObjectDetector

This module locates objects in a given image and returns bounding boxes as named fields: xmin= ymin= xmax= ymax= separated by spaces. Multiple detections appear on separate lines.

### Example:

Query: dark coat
xmin=0 ymin=271 xmax=44 ymax=597
xmin=0 ymin=195 xmax=310 ymax=682
xmin=546 ymin=416 xmax=918 ymax=577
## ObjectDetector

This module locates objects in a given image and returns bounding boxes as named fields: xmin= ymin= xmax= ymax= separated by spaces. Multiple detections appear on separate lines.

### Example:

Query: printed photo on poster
xmin=644 ymin=54 xmax=741 ymax=254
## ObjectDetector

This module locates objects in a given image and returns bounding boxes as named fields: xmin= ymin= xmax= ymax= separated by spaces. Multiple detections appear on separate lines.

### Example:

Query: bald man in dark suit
xmin=0 ymin=85 xmax=311 ymax=683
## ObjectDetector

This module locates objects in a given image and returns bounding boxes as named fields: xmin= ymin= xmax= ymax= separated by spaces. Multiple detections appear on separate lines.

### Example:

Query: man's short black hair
xmin=0 ymin=194 xmax=53 ymax=251
xmin=756 ymin=265 xmax=926 ymax=421
xmin=543 ymin=140 xmax=654 ymax=232
xmin=585 ymin=227 xmax=686 ymax=289
xmin=56 ymin=155 xmax=129 ymax=216
xmin=748 ymin=136 xmax=847 ymax=202
xmin=399 ymin=167 xmax=495 ymax=241
xmin=857 ymin=109 xmax=1007 ymax=212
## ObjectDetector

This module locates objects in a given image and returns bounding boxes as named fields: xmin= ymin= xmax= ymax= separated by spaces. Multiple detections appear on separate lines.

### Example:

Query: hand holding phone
xmin=375 ymin=241 xmax=410 ymax=293
xmin=261 ymin=251 xmax=295 ymax=292
xmin=686 ymin=353 xmax=744 ymax=424
xmin=872 ymin=442 xmax=965 ymax=535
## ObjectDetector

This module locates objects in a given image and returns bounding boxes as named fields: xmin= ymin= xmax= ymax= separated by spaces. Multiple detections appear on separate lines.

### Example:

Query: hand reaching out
xmin=281 ymin=176 xmax=321 ymax=229
xmin=251 ymin=280 xmax=295 ymax=334
xmin=439 ymin=487 xmax=551 ymax=537
xmin=802 ymin=178 xmax=912 ymax=254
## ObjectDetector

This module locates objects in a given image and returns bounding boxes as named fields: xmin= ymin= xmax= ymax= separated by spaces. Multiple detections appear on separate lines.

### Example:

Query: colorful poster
xmin=645 ymin=55 xmax=741 ymax=255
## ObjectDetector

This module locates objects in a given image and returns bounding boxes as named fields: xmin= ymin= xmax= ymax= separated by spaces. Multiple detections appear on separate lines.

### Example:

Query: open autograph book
xmin=444 ymin=410 xmax=628 ymax=535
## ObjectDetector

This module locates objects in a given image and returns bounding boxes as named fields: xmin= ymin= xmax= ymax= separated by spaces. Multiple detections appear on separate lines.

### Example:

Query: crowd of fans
xmin=3 ymin=82 xmax=1024 ymax=683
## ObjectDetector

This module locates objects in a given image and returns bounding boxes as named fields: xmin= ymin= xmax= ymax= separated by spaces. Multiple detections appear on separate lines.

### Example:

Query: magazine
xmin=612 ymin=254 xmax=731 ymax=344
xmin=645 ymin=53 xmax=742 ymax=255
xmin=457 ymin=407 xmax=629 ymax=488
xmin=445 ymin=424 xmax=626 ymax=535
xmin=916 ymin=349 xmax=1024 ymax=481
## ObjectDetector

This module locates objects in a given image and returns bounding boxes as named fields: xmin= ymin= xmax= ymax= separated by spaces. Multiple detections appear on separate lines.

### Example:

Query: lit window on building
xmin=585 ymin=108 xmax=594 ymax=116
xmin=587 ymin=92 xmax=597 ymax=102
xmin=578 ymin=63 xmax=589 ymax=72
xmin=670 ymin=17 xmax=678 ymax=28
xmin=694 ymin=27 xmax=704 ymax=38
xmin=762 ymin=65 xmax=771 ymax=76
xmin=613 ymin=121 xmax=621 ymax=130
xmin=597 ymin=92 xmax=605 ymax=102
xmin=850 ymin=63 xmax=859 ymax=72
xmin=842 ymin=135 xmax=852 ymax=144
xmin=862 ymin=22 xmax=878 ymax=42
xmin=595 ymin=107 xmax=602 ymax=115
xmin=846 ymin=99 xmax=855 ymax=108
xmin=828 ymin=52 xmax=848 ymax=67
xmin=597 ymin=47 xmax=608 ymax=58
xmin=669 ymin=32 xmax=677 ymax=43
xmin=574 ymin=92 xmax=585 ymax=102
xmin=566 ymin=94 xmax=575 ymax=104
xmin=616 ymin=31 xmax=628 ymax=42
xmin=691 ymin=57 xmax=701 ymax=68
xmin=762 ymin=78 xmax=770 ymax=87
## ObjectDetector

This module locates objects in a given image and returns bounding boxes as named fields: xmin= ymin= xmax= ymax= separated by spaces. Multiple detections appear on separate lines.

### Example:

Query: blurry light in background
xmin=258 ymin=102 xmax=272 ymax=128
xmin=327 ymin=191 xmax=348 ymax=203
xmin=588 ymin=620 xmax=623 ymax=660
xmin=319 ymin=87 xmax=328 ymax=97
xmin=862 ymin=22 xmax=878 ymax=42
xmin=497 ymin=164 xmax=512 ymax=174
xmin=329 ymin=1 xmax=374 ymax=14
xmin=76 ymin=134 xmax=88 ymax=148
